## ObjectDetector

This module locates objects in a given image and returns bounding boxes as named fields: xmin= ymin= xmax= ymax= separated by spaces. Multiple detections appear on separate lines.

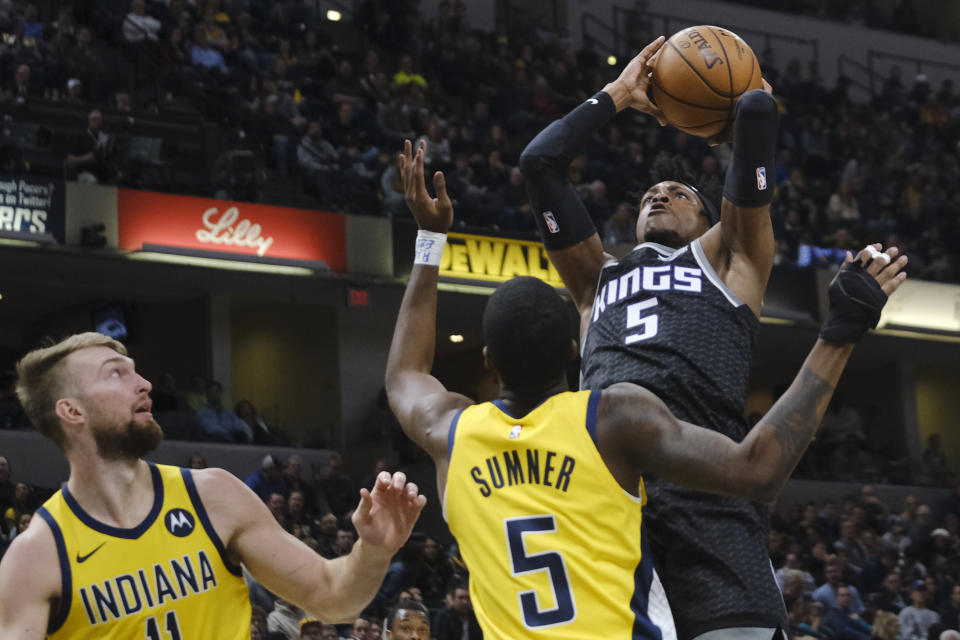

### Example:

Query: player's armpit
xmin=387 ymin=379 xmax=472 ymax=461
xmin=0 ymin=517 xmax=59 ymax=639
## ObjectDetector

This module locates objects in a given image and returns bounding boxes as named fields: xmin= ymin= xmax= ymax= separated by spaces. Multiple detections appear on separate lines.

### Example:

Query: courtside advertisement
xmin=117 ymin=190 xmax=346 ymax=270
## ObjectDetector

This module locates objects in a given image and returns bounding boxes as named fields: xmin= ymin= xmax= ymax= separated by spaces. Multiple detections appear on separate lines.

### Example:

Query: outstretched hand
xmin=352 ymin=471 xmax=427 ymax=556
xmin=604 ymin=36 xmax=666 ymax=122
xmin=842 ymin=242 xmax=908 ymax=296
xmin=399 ymin=139 xmax=454 ymax=233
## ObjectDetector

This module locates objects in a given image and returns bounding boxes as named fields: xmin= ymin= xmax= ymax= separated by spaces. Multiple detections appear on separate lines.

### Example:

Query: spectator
xmin=883 ymin=515 xmax=912 ymax=552
xmin=64 ymin=78 xmax=83 ymax=104
xmin=871 ymin=571 xmax=908 ymax=614
xmin=286 ymin=490 xmax=312 ymax=540
xmin=923 ymin=435 xmax=952 ymax=485
xmin=298 ymin=617 xmax=322 ymax=639
xmin=346 ymin=617 xmax=370 ymax=640
xmin=195 ymin=380 xmax=251 ymax=442
xmin=314 ymin=512 xmax=339 ymax=559
xmin=267 ymin=492 xmax=286 ymax=525
xmin=19 ymin=3 xmax=42 ymax=38
xmin=835 ymin=518 xmax=870 ymax=573
xmin=188 ymin=453 xmax=207 ymax=469
xmin=822 ymin=584 xmax=872 ymax=639
xmin=393 ymin=54 xmax=426 ymax=91
xmin=236 ymin=399 xmax=285 ymax=445
xmin=245 ymin=455 xmax=288 ymax=502
xmin=336 ymin=528 xmax=357 ymax=556
xmin=777 ymin=552 xmax=817 ymax=595
xmin=123 ymin=0 xmax=161 ymax=43
xmin=283 ymin=455 xmax=313 ymax=502
xmin=412 ymin=537 xmax=452 ymax=608
xmin=3 ymin=481 xmax=32 ymax=537
xmin=318 ymin=453 xmax=356 ymax=518
xmin=266 ymin=598 xmax=304 ymax=640
xmin=3 ymin=64 xmax=38 ymax=103
xmin=185 ymin=374 xmax=208 ymax=410
xmin=814 ymin=559 xmax=866 ymax=614
xmin=190 ymin=27 xmax=228 ymax=75
xmin=872 ymin=610 xmax=901 ymax=640
xmin=66 ymin=109 xmax=111 ymax=184
xmin=434 ymin=582 xmax=482 ymax=640
xmin=297 ymin=121 xmax=340 ymax=188
xmin=939 ymin=584 xmax=960 ymax=630
xmin=899 ymin=583 xmax=940 ymax=640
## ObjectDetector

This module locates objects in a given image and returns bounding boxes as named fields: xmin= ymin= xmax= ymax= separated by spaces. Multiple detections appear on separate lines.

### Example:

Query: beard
xmin=642 ymin=226 xmax=685 ymax=249
xmin=92 ymin=416 xmax=164 ymax=460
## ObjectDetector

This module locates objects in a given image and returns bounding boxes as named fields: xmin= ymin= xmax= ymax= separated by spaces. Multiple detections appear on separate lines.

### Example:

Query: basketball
xmin=651 ymin=26 xmax=763 ymax=138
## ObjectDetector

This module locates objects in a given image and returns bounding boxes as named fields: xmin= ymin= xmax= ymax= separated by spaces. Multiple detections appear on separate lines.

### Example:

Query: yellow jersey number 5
xmin=505 ymin=515 xmax=577 ymax=629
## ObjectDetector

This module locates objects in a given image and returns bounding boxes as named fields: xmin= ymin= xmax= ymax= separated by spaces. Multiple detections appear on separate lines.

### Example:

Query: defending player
xmin=518 ymin=36 xmax=825 ymax=639
xmin=0 ymin=336 xmax=426 ymax=639
xmin=385 ymin=139 xmax=906 ymax=639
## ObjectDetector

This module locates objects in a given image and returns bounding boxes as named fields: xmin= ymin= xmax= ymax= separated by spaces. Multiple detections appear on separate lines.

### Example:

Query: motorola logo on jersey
xmin=165 ymin=508 xmax=195 ymax=537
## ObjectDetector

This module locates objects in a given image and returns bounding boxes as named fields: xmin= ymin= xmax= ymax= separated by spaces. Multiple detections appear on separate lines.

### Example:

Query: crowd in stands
xmin=721 ymin=0 xmax=951 ymax=42
xmin=0 ymin=0 xmax=957 ymax=281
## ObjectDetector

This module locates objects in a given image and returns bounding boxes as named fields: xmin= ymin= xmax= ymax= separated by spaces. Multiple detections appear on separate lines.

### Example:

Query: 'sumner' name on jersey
xmin=591 ymin=264 xmax=703 ymax=322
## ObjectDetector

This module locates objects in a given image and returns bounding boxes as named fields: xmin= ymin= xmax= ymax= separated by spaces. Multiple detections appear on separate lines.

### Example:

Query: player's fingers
xmin=762 ymin=78 xmax=774 ymax=95
xmin=391 ymin=471 xmax=407 ymax=491
xmin=638 ymin=35 xmax=666 ymax=61
xmin=876 ymin=253 xmax=908 ymax=286
xmin=405 ymin=482 xmax=419 ymax=499
xmin=864 ymin=245 xmax=893 ymax=276
xmin=434 ymin=171 xmax=450 ymax=203
xmin=356 ymin=488 xmax=373 ymax=519
xmin=375 ymin=470 xmax=391 ymax=492
xmin=881 ymin=271 xmax=908 ymax=297
xmin=853 ymin=244 xmax=879 ymax=268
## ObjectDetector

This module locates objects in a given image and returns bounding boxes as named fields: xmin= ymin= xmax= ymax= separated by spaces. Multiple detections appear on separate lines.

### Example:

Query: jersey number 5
xmin=625 ymin=298 xmax=659 ymax=344
xmin=505 ymin=515 xmax=576 ymax=629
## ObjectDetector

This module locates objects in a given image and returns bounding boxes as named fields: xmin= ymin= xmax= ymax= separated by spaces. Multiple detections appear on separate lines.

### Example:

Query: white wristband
xmin=414 ymin=230 xmax=447 ymax=267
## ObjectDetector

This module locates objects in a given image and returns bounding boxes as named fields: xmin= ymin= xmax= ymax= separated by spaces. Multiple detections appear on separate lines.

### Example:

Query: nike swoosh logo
xmin=587 ymin=98 xmax=599 ymax=105
xmin=76 ymin=542 xmax=106 ymax=563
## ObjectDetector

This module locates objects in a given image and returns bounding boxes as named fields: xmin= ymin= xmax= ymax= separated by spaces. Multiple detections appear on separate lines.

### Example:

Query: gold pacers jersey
xmin=445 ymin=390 xmax=657 ymax=639
xmin=36 ymin=463 xmax=250 ymax=640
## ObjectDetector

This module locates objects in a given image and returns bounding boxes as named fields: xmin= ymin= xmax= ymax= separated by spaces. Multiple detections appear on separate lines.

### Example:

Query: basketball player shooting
xmin=0 ymin=337 xmax=426 ymax=638
xmin=385 ymin=138 xmax=906 ymax=640
xmin=518 ymin=36 xmax=902 ymax=640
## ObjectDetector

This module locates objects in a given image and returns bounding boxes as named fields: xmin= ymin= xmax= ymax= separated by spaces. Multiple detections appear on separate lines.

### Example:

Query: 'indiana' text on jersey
xmin=36 ymin=463 xmax=250 ymax=640
xmin=581 ymin=240 xmax=785 ymax=639
xmin=445 ymin=391 xmax=664 ymax=639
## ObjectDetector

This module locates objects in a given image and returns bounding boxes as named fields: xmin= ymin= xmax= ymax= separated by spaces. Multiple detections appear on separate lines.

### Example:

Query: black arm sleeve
xmin=518 ymin=91 xmax=617 ymax=250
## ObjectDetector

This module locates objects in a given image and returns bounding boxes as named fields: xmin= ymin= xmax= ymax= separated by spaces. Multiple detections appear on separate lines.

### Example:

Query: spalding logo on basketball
xmin=165 ymin=508 xmax=196 ymax=537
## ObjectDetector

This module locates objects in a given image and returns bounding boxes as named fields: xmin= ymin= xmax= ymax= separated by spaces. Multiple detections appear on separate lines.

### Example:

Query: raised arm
xmin=384 ymin=139 xmax=473 ymax=463
xmin=519 ymin=37 xmax=666 ymax=318
xmin=599 ymin=245 xmax=907 ymax=502
xmin=698 ymin=82 xmax=779 ymax=315
xmin=199 ymin=468 xmax=425 ymax=623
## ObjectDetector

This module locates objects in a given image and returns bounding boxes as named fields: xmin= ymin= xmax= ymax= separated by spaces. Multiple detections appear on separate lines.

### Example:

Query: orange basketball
xmin=650 ymin=26 xmax=762 ymax=138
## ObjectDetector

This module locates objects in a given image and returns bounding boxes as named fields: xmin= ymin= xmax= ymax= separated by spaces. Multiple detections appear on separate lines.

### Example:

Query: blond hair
xmin=15 ymin=333 xmax=127 ymax=449
xmin=871 ymin=610 xmax=898 ymax=640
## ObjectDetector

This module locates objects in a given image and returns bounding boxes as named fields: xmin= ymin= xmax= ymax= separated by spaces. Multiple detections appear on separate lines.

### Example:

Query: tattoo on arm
xmin=766 ymin=368 xmax=835 ymax=464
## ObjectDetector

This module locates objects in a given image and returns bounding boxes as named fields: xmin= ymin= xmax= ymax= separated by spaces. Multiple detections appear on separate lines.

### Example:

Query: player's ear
xmin=481 ymin=346 xmax=494 ymax=371
xmin=55 ymin=397 xmax=85 ymax=427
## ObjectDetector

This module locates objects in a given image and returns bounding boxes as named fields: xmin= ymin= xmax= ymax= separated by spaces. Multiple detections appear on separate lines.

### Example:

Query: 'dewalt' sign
xmin=439 ymin=232 xmax=563 ymax=288
xmin=0 ymin=173 xmax=65 ymax=241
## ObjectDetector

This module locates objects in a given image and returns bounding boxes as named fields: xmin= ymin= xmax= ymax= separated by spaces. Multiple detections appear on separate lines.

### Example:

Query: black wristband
xmin=819 ymin=262 xmax=888 ymax=344
xmin=723 ymin=90 xmax=778 ymax=208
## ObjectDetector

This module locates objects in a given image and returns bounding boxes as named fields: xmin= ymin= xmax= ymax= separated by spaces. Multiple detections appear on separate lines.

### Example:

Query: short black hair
xmin=482 ymin=277 xmax=577 ymax=392
xmin=648 ymin=155 xmax=722 ymax=225
xmin=387 ymin=599 xmax=429 ymax=630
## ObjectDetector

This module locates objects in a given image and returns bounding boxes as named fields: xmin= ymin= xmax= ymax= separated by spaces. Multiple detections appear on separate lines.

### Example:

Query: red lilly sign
xmin=117 ymin=190 xmax=346 ymax=270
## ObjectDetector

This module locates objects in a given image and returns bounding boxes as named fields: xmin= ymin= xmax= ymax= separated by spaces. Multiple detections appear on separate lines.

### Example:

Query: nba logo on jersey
xmin=756 ymin=167 xmax=767 ymax=190
xmin=542 ymin=211 xmax=560 ymax=234
xmin=165 ymin=508 xmax=196 ymax=537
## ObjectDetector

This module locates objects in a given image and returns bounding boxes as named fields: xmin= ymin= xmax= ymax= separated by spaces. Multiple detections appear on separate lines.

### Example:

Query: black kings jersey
xmin=580 ymin=240 xmax=784 ymax=639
